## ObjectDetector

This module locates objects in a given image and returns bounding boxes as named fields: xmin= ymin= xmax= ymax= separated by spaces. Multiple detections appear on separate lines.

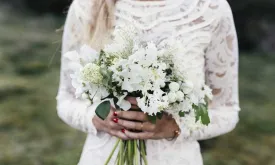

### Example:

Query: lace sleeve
xmin=178 ymin=1 xmax=240 ymax=141
xmin=56 ymin=0 xmax=99 ymax=134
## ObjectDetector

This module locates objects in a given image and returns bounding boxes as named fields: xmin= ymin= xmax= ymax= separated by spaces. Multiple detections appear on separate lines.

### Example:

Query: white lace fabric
xmin=56 ymin=0 xmax=240 ymax=164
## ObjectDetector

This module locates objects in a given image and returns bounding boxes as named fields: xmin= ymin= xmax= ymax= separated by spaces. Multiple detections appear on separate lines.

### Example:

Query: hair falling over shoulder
xmin=89 ymin=0 xmax=117 ymax=50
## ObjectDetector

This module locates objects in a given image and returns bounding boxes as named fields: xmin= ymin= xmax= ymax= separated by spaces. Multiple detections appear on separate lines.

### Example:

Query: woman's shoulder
xmin=202 ymin=0 xmax=232 ymax=14
xmin=202 ymin=0 xmax=234 ymax=26
xmin=208 ymin=0 xmax=233 ymax=16
xmin=68 ymin=0 xmax=94 ymax=21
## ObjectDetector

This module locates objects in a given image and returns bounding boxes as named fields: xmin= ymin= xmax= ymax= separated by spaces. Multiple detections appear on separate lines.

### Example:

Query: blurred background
xmin=0 ymin=0 xmax=274 ymax=165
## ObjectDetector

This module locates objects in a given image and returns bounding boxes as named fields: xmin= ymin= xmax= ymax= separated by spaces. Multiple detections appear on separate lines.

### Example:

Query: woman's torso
xmin=79 ymin=0 xmax=223 ymax=164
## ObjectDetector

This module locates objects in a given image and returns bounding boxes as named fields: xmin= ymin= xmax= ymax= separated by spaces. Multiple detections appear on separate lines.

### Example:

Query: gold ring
xmin=174 ymin=130 xmax=181 ymax=138
xmin=166 ymin=129 xmax=181 ymax=141
xmin=140 ymin=122 xmax=144 ymax=131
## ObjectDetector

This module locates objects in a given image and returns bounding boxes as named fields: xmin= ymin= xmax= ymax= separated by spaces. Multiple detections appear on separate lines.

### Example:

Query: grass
xmin=0 ymin=8 xmax=275 ymax=165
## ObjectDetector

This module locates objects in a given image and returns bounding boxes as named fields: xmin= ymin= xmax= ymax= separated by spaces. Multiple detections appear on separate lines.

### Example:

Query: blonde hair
xmin=89 ymin=0 xmax=117 ymax=50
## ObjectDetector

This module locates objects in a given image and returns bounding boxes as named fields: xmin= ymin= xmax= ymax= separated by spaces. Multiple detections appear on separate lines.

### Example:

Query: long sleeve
xmin=56 ymin=0 xmax=99 ymax=134
xmin=178 ymin=1 xmax=240 ymax=141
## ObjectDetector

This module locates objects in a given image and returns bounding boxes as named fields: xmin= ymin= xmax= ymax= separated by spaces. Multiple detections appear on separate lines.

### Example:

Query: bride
xmin=56 ymin=0 xmax=240 ymax=164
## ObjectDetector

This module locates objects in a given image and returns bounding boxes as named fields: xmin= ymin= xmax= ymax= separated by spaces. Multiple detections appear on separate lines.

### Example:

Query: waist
xmin=78 ymin=133 xmax=203 ymax=165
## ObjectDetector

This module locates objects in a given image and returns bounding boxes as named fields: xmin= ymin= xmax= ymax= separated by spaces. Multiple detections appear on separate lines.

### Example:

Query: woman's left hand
xmin=114 ymin=97 xmax=180 ymax=140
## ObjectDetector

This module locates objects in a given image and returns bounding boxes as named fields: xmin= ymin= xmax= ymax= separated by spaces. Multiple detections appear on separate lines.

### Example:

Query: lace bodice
xmin=56 ymin=0 xmax=240 ymax=164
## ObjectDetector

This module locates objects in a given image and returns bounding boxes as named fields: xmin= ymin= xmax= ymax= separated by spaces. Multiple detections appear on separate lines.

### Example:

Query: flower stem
xmin=127 ymin=140 xmax=132 ymax=164
xmin=134 ymin=140 xmax=139 ymax=165
xmin=104 ymin=139 xmax=120 ymax=165
xmin=140 ymin=140 xmax=148 ymax=165
xmin=119 ymin=140 xmax=125 ymax=165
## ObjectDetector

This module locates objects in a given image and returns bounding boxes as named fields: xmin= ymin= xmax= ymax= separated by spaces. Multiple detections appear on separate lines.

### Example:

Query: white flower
xmin=82 ymin=93 xmax=89 ymax=99
xmin=176 ymin=91 xmax=184 ymax=101
xmin=136 ymin=96 xmax=161 ymax=116
xmin=182 ymin=80 xmax=194 ymax=94
xmin=117 ymin=93 xmax=131 ymax=110
xmin=88 ymin=86 xmax=109 ymax=103
xmin=104 ymin=43 xmax=126 ymax=55
xmin=157 ymin=94 xmax=169 ymax=111
xmin=188 ymin=93 xmax=199 ymax=106
xmin=203 ymin=85 xmax=213 ymax=99
xmin=79 ymin=45 xmax=99 ymax=64
xmin=93 ymin=95 xmax=101 ymax=103
xmin=81 ymin=63 xmax=103 ymax=84
xmin=168 ymin=92 xmax=177 ymax=103
xmin=70 ymin=72 xmax=86 ymax=98
xmin=169 ymin=82 xmax=180 ymax=92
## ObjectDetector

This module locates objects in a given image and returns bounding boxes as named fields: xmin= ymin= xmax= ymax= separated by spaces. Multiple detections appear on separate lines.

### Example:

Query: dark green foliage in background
xmin=228 ymin=0 xmax=275 ymax=52
xmin=0 ymin=0 xmax=72 ymax=14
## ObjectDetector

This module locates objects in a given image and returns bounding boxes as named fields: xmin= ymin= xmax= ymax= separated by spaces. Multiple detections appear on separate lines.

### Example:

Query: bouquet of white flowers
xmin=64 ymin=25 xmax=213 ymax=165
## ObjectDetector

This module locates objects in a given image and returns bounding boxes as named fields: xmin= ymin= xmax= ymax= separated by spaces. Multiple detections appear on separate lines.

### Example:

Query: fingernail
xmin=121 ymin=129 xmax=125 ymax=133
xmin=113 ymin=118 xmax=118 ymax=123
xmin=113 ymin=111 xmax=118 ymax=116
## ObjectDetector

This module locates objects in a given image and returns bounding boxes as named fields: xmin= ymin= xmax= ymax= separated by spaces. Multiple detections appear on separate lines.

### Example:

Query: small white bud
xmin=176 ymin=91 xmax=184 ymax=101
xmin=82 ymin=93 xmax=89 ymax=99
xmin=169 ymin=82 xmax=180 ymax=92
xmin=182 ymin=80 xmax=194 ymax=94
xmin=168 ymin=92 xmax=177 ymax=103
xmin=160 ymin=82 xmax=166 ymax=88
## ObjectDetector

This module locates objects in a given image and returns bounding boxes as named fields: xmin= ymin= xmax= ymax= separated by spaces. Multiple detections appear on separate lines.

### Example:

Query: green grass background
xmin=0 ymin=10 xmax=274 ymax=165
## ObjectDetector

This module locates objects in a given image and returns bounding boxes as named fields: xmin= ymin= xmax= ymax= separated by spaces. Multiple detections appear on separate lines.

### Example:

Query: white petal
xmin=182 ymin=80 xmax=194 ymax=94
xmin=93 ymin=96 xmax=101 ymax=103
xmin=122 ymin=79 xmax=134 ymax=92
xmin=119 ymin=100 xmax=131 ymax=110
xmin=176 ymin=91 xmax=184 ymax=101
xmin=82 ymin=93 xmax=89 ymax=99
xmin=168 ymin=92 xmax=177 ymax=103
xmin=169 ymin=82 xmax=180 ymax=92
xmin=64 ymin=50 xmax=79 ymax=62
xmin=117 ymin=94 xmax=131 ymax=110
xmin=80 ymin=45 xmax=99 ymax=63
xmin=68 ymin=62 xmax=82 ymax=71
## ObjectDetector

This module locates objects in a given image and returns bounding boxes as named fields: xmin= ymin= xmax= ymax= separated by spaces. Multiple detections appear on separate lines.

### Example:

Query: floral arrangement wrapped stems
xmin=64 ymin=25 xmax=213 ymax=165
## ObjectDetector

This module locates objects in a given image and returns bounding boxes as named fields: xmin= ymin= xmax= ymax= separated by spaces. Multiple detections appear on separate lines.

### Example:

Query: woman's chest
xmin=114 ymin=0 xmax=219 ymax=57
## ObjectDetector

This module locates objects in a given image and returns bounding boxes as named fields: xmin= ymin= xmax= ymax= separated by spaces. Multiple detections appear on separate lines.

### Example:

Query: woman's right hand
xmin=92 ymin=107 xmax=129 ymax=140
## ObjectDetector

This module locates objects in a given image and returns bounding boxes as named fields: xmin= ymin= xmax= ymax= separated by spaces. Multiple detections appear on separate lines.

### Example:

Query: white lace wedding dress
xmin=56 ymin=0 xmax=240 ymax=164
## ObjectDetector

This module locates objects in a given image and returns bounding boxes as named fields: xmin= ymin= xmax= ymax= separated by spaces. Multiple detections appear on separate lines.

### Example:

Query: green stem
xmin=134 ymin=140 xmax=139 ymax=165
xmin=105 ymin=139 xmax=147 ymax=165
xmin=127 ymin=141 xmax=132 ymax=165
xmin=104 ymin=139 xmax=121 ymax=165
xmin=117 ymin=151 xmax=120 ymax=165
xmin=140 ymin=140 xmax=148 ymax=165
xmin=119 ymin=140 xmax=124 ymax=165
xmin=139 ymin=140 xmax=142 ymax=165
xmin=131 ymin=140 xmax=135 ymax=165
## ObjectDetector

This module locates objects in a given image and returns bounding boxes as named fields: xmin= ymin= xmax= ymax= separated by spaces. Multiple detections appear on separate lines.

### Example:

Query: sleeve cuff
xmin=85 ymin=102 xmax=100 ymax=135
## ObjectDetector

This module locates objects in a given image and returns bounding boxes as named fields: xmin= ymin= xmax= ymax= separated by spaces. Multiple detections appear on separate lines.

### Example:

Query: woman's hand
xmin=115 ymin=97 xmax=180 ymax=140
xmin=92 ymin=107 xmax=129 ymax=140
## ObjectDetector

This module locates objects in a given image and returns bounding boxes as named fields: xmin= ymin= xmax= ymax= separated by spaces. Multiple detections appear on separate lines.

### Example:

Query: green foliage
xmin=156 ymin=112 xmax=163 ymax=120
xmin=147 ymin=115 xmax=157 ymax=124
xmin=147 ymin=112 xmax=164 ymax=124
xmin=0 ymin=77 xmax=30 ymax=100
xmin=178 ymin=111 xmax=186 ymax=117
xmin=100 ymin=66 xmax=113 ymax=89
xmin=194 ymin=104 xmax=210 ymax=126
xmin=227 ymin=0 xmax=275 ymax=51
xmin=95 ymin=101 xmax=111 ymax=120
xmin=16 ymin=61 xmax=49 ymax=75
xmin=0 ymin=0 xmax=72 ymax=14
